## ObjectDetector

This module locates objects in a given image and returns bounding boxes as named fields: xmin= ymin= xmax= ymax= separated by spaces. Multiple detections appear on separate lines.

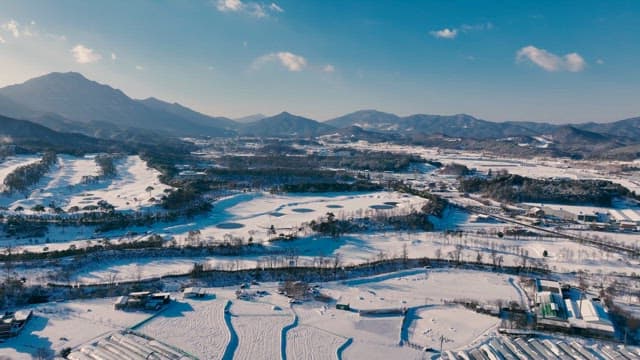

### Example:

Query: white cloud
xmin=564 ymin=52 xmax=586 ymax=72
xmin=216 ymin=0 xmax=243 ymax=11
xmin=214 ymin=0 xmax=282 ymax=18
xmin=516 ymin=45 xmax=587 ymax=72
xmin=430 ymin=28 xmax=457 ymax=39
xmin=253 ymin=51 xmax=307 ymax=72
xmin=269 ymin=3 xmax=284 ymax=12
xmin=2 ymin=20 xmax=21 ymax=38
xmin=135 ymin=65 xmax=144 ymax=70
xmin=111 ymin=52 xmax=117 ymax=61
xmin=71 ymin=44 xmax=102 ymax=64
xmin=430 ymin=22 xmax=492 ymax=40
xmin=0 ymin=35 xmax=5 ymax=44
xmin=460 ymin=22 xmax=493 ymax=32
xmin=322 ymin=64 xmax=335 ymax=73
xmin=596 ymin=59 xmax=604 ymax=65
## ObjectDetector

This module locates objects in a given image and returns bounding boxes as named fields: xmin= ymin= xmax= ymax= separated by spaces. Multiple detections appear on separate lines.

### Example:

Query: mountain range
xmin=0 ymin=72 xmax=639 ymax=159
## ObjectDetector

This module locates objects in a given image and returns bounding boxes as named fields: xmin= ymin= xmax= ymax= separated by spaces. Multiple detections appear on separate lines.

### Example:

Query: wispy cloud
xmin=430 ymin=28 xmax=457 ymax=39
xmin=322 ymin=64 xmax=335 ymax=73
xmin=71 ymin=44 xmax=102 ymax=64
xmin=516 ymin=45 xmax=586 ymax=72
xmin=215 ymin=0 xmax=283 ymax=18
xmin=2 ymin=19 xmax=21 ymax=37
xmin=135 ymin=65 xmax=144 ymax=70
xmin=460 ymin=22 xmax=493 ymax=32
xmin=252 ymin=51 xmax=307 ymax=71
xmin=429 ymin=22 xmax=492 ymax=40
xmin=111 ymin=52 xmax=117 ymax=61
xmin=269 ymin=3 xmax=284 ymax=13
xmin=0 ymin=35 xmax=5 ymax=44
xmin=596 ymin=59 xmax=604 ymax=65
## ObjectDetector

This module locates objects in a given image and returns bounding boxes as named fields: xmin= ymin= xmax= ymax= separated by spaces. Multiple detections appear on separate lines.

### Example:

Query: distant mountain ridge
xmin=0 ymin=72 xmax=234 ymax=137
xmin=239 ymin=112 xmax=335 ymax=137
xmin=0 ymin=114 xmax=124 ymax=154
xmin=0 ymin=72 xmax=638 ymax=155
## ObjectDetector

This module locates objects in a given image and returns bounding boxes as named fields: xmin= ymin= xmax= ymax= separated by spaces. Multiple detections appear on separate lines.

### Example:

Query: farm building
xmin=0 ymin=310 xmax=32 ymax=339
xmin=114 ymin=291 xmax=171 ymax=311
xmin=183 ymin=287 xmax=207 ymax=299
xmin=68 ymin=330 xmax=194 ymax=360
xmin=526 ymin=207 xmax=545 ymax=218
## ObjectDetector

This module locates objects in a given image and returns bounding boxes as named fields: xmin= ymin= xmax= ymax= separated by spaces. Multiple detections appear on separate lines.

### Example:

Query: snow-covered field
xmin=286 ymin=326 xmax=346 ymax=360
xmin=230 ymin=300 xmax=293 ymax=360
xmin=326 ymin=269 xmax=521 ymax=310
xmin=335 ymin=141 xmax=640 ymax=193
xmin=0 ymin=155 xmax=41 ymax=193
xmin=407 ymin=306 xmax=498 ymax=351
xmin=0 ymin=155 xmax=171 ymax=213
xmin=66 ymin=218 xmax=640 ymax=285
xmin=165 ymin=190 xmax=428 ymax=246
xmin=0 ymin=298 xmax=151 ymax=360
xmin=139 ymin=298 xmax=230 ymax=359
xmin=4 ymin=267 xmax=633 ymax=360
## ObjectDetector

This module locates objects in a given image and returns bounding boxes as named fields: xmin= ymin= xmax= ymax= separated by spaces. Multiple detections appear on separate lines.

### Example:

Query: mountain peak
xmin=0 ymin=72 xmax=235 ymax=136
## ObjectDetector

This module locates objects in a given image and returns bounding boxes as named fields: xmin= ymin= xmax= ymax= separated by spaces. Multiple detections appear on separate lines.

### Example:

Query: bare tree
xmin=401 ymin=243 xmax=408 ymax=264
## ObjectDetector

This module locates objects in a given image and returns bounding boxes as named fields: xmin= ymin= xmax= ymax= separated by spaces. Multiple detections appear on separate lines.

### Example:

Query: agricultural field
xmin=138 ymin=298 xmax=230 ymax=360
xmin=0 ymin=298 xmax=150 ymax=360
xmin=406 ymin=306 xmax=498 ymax=352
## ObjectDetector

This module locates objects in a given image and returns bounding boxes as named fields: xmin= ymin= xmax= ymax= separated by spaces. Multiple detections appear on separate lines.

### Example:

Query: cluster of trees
xmin=309 ymin=209 xmax=434 ymax=238
xmin=280 ymin=181 xmax=382 ymax=193
xmin=393 ymin=183 xmax=449 ymax=217
xmin=439 ymin=162 xmax=471 ymax=176
xmin=0 ymin=235 xmax=165 ymax=263
xmin=2 ymin=152 xmax=57 ymax=193
xmin=460 ymin=173 xmax=634 ymax=206
xmin=1 ymin=197 xmax=210 ymax=237
xmin=81 ymin=154 xmax=122 ymax=184
xmin=216 ymin=150 xmax=424 ymax=172
xmin=160 ymin=182 xmax=212 ymax=214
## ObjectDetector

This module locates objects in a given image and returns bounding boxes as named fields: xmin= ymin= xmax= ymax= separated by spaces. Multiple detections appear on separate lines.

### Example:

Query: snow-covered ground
xmin=0 ymin=155 xmax=41 ymax=193
xmin=230 ymin=300 xmax=293 ymax=360
xmin=0 ymin=155 xmax=171 ymax=213
xmin=286 ymin=326 xmax=346 ymax=360
xmin=138 ymin=298 xmax=230 ymax=359
xmin=166 ymin=190 xmax=428 ymax=246
xmin=325 ymin=269 xmax=521 ymax=310
xmin=407 ymin=306 xmax=498 ymax=351
xmin=66 ymin=221 xmax=640 ymax=285
xmin=333 ymin=141 xmax=640 ymax=193
xmin=0 ymin=298 xmax=151 ymax=360
xmin=2 ymin=268 xmax=629 ymax=360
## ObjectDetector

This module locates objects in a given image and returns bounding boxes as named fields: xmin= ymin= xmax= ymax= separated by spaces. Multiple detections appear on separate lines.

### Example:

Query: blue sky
xmin=0 ymin=0 xmax=639 ymax=123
